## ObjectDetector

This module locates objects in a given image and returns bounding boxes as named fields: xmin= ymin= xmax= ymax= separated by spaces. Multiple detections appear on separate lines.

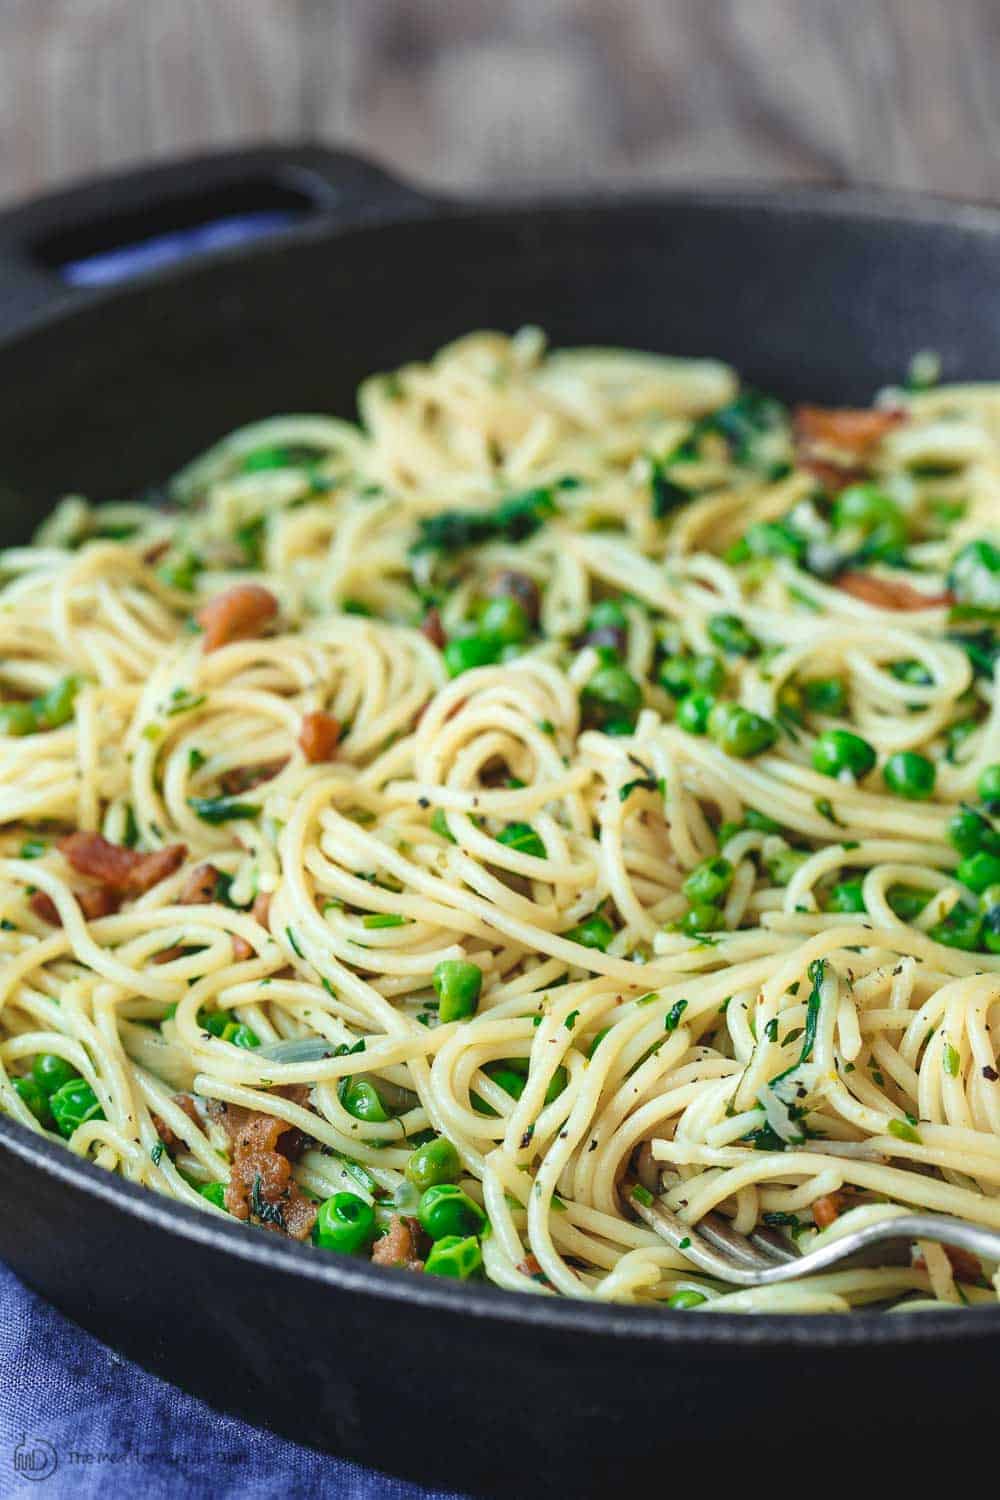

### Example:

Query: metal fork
xmin=623 ymin=1184 xmax=1000 ymax=1287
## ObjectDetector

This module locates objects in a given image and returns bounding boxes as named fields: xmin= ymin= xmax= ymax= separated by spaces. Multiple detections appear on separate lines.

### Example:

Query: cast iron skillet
xmin=0 ymin=144 xmax=998 ymax=1496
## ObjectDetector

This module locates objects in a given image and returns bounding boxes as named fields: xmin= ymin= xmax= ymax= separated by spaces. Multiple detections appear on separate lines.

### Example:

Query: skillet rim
xmin=4 ymin=1109 xmax=999 ymax=1346
xmin=3 ymin=169 xmax=1000 ymax=1350
xmin=6 ymin=173 xmax=1000 ymax=352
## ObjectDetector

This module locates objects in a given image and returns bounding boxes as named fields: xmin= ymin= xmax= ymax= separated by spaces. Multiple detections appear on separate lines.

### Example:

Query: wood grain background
xmin=2 ymin=0 xmax=1000 ymax=206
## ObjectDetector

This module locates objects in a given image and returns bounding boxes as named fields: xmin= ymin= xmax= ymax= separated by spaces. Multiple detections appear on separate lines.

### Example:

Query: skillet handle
xmin=0 ymin=142 xmax=436 ymax=340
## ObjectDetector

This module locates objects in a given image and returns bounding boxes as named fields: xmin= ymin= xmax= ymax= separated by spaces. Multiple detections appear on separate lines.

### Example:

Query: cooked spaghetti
xmin=1 ymin=329 xmax=998 ymax=1312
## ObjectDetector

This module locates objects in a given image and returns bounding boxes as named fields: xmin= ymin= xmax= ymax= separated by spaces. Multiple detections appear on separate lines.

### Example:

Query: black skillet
xmin=0 ymin=144 xmax=997 ymax=1497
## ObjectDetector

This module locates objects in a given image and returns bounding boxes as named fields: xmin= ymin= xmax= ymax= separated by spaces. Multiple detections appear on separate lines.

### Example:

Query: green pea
xmin=480 ymin=595 xmax=530 ymax=645
xmin=314 ymin=1191 xmax=377 ymax=1254
xmin=707 ymin=702 xmax=777 ymax=758
xmin=660 ymin=653 xmax=724 ymax=699
xmin=707 ymin=613 xmax=759 ymax=657
xmin=444 ymin=632 xmax=502 ymax=677
xmin=587 ymin=599 xmax=628 ymax=634
xmin=49 ymin=1077 xmax=104 ymax=1139
xmin=744 ymin=520 xmax=804 ymax=561
xmin=688 ymin=655 xmax=723 ymax=692
xmin=980 ymin=884 xmax=1000 ymax=954
xmin=677 ymin=691 xmax=714 ymax=734
xmin=826 ymin=880 xmax=866 ymax=913
xmin=563 ymin=914 xmax=615 ymax=951
xmin=776 ymin=680 xmax=805 ymax=725
xmin=948 ymin=806 xmax=1000 ymax=858
xmin=956 ymin=850 xmax=1000 ymax=894
xmin=37 ymin=675 xmax=80 ymax=731
xmin=667 ymin=1289 xmax=707 ymax=1309
xmin=946 ymin=717 xmax=978 ymax=764
xmin=0 ymin=700 xmax=42 ymax=735
xmin=832 ymin=484 xmax=907 ymax=553
xmin=660 ymin=655 xmax=695 ymax=699
xmin=887 ymin=885 xmax=930 ymax=922
xmin=199 ymin=1182 xmax=228 ymax=1210
xmin=580 ymin=663 xmax=643 ymax=731
xmin=811 ymin=728 xmax=876 ymax=779
xmin=883 ymin=751 xmax=936 ymax=800
xmin=485 ymin=1066 xmax=526 ymax=1104
xmin=765 ymin=846 xmax=808 ymax=886
xmin=803 ymin=677 xmax=847 ymax=716
xmin=418 ymin=1183 xmax=487 ymax=1241
xmin=433 ymin=959 xmax=483 ymax=1022
xmin=197 ymin=1009 xmax=230 ymax=1038
xmin=424 ymin=1234 xmax=483 ymax=1279
xmin=978 ymin=764 xmax=1000 ymax=814
xmin=682 ymin=856 xmax=733 ymax=906
xmin=32 ymin=1053 xmax=79 ymax=1096
xmin=743 ymin=809 xmax=782 ymax=834
xmin=890 ymin=659 xmax=933 ymax=687
xmin=339 ymin=1077 xmax=390 ymax=1123
xmin=431 ymin=807 xmax=455 ymax=842
xmin=488 ymin=1060 xmax=567 ymax=1106
xmin=406 ymin=1136 xmax=462 ymax=1191
xmin=157 ymin=551 xmax=202 ymax=593
xmin=220 ymin=1021 xmax=260 ymax=1049
xmin=679 ymin=904 xmax=724 ymax=936
xmin=13 ymin=1075 xmax=52 ymax=1126
xmin=496 ymin=822 xmax=546 ymax=860
xmin=948 ymin=538 xmax=1000 ymax=611
xmin=928 ymin=906 xmax=983 ymax=951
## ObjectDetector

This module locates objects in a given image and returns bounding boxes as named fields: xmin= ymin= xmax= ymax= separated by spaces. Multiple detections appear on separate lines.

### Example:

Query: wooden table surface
xmin=2 ymin=0 xmax=999 ymax=206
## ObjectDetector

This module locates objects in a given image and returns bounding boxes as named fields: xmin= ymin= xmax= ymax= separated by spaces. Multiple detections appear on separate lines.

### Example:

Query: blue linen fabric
xmin=1 ymin=1262 xmax=466 ymax=1499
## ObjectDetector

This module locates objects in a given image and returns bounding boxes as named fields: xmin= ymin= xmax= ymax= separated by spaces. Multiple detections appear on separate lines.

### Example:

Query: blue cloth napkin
xmin=0 ymin=1262 xmax=465 ymax=1499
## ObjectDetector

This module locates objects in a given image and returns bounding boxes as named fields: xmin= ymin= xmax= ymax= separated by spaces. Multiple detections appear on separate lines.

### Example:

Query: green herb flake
xmin=664 ymin=999 xmax=689 ymax=1032
xmin=285 ymin=927 xmax=305 ymax=959
xmin=814 ymin=797 xmax=845 ymax=827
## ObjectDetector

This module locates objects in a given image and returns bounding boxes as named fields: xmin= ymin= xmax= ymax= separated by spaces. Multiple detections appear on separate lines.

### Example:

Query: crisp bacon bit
xmin=219 ymin=759 xmax=287 ymax=796
xmin=835 ymin=572 xmax=953 ymax=611
xmin=179 ymin=863 xmax=222 ymax=904
xmin=794 ymin=405 xmax=905 ymax=455
xmin=251 ymin=890 xmax=272 ymax=930
xmin=371 ymin=1214 xmax=424 ymax=1271
xmin=143 ymin=541 xmax=170 ymax=565
xmin=59 ymin=833 xmax=186 ymax=897
xmin=793 ymin=404 xmax=905 ymax=492
xmin=196 ymin=584 xmax=278 ymax=652
xmin=811 ymin=1192 xmax=847 ymax=1230
xmin=30 ymin=885 xmax=121 ymax=926
xmin=210 ymin=1085 xmax=316 ymax=1240
xmin=230 ymin=894 xmax=272 ymax=962
xmin=914 ymin=1244 xmax=982 ymax=1285
xmin=420 ymin=607 xmax=446 ymax=649
xmin=299 ymin=710 xmax=341 ymax=764
xmin=151 ymin=1094 xmax=202 ymax=1155
xmin=798 ymin=457 xmax=869 ymax=493
xmin=153 ymin=944 xmax=188 ymax=965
